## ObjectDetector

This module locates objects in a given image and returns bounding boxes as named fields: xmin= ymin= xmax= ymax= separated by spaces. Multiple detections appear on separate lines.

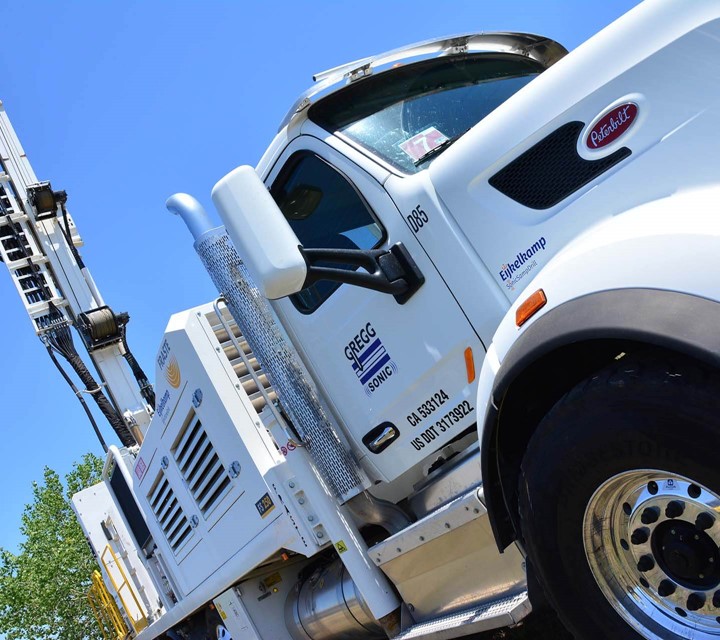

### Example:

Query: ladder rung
xmin=5 ymin=255 xmax=48 ymax=270
xmin=1 ymin=232 xmax=25 ymax=241
xmin=27 ymin=298 xmax=67 ymax=315
xmin=5 ymin=212 xmax=28 ymax=223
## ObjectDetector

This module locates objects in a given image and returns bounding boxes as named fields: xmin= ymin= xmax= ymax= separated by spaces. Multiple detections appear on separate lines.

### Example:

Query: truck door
xmin=265 ymin=136 xmax=483 ymax=483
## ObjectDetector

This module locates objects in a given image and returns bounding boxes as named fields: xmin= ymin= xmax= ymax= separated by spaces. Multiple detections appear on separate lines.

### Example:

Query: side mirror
xmin=212 ymin=166 xmax=308 ymax=299
xmin=212 ymin=165 xmax=425 ymax=304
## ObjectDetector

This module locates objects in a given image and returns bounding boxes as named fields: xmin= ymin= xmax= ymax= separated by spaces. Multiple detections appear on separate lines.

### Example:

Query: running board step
xmin=395 ymin=591 xmax=531 ymax=640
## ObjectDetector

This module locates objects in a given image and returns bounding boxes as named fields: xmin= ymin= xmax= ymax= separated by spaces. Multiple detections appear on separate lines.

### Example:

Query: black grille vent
xmin=147 ymin=473 xmax=193 ymax=554
xmin=489 ymin=121 xmax=631 ymax=210
xmin=173 ymin=413 xmax=230 ymax=518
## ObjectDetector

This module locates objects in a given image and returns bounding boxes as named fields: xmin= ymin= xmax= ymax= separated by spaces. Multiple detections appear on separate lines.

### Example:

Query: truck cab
xmin=249 ymin=33 xmax=566 ymax=496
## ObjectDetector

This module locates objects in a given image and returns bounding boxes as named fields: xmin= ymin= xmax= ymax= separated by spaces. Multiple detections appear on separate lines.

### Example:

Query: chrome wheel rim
xmin=216 ymin=624 xmax=233 ymax=640
xmin=583 ymin=470 xmax=720 ymax=639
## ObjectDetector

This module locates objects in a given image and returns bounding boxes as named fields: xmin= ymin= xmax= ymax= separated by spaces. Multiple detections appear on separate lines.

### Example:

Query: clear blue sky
xmin=0 ymin=0 xmax=640 ymax=560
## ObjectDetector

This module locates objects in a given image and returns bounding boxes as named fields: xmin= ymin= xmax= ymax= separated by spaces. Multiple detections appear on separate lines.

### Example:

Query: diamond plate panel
xmin=195 ymin=230 xmax=366 ymax=501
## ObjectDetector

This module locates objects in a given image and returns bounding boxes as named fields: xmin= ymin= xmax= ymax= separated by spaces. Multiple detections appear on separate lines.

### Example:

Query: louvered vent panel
xmin=147 ymin=473 xmax=192 ymax=554
xmin=205 ymin=306 xmax=277 ymax=412
xmin=173 ymin=414 xmax=231 ymax=517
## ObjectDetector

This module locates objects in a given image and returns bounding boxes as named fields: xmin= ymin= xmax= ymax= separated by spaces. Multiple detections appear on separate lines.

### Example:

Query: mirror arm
xmin=300 ymin=242 xmax=424 ymax=304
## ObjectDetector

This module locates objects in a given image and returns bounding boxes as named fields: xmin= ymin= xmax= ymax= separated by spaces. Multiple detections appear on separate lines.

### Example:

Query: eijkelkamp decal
xmin=344 ymin=322 xmax=398 ymax=397
xmin=499 ymin=237 xmax=547 ymax=291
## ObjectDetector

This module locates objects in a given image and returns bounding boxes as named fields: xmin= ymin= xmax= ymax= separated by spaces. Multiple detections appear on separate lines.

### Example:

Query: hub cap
xmin=583 ymin=470 xmax=720 ymax=638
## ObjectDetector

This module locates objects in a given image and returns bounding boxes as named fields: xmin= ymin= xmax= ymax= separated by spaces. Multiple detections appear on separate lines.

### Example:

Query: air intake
xmin=489 ymin=121 xmax=631 ymax=209
xmin=172 ymin=413 xmax=230 ymax=517
xmin=147 ymin=473 xmax=193 ymax=554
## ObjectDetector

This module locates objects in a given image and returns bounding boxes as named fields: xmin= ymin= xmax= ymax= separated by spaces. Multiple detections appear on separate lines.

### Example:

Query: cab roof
xmin=279 ymin=32 xmax=568 ymax=131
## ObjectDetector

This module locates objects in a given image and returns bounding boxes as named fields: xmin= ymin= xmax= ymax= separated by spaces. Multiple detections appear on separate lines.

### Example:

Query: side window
xmin=270 ymin=152 xmax=385 ymax=313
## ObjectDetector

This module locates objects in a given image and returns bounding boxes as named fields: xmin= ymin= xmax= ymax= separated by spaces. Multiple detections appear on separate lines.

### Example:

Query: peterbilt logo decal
xmin=586 ymin=103 xmax=638 ymax=149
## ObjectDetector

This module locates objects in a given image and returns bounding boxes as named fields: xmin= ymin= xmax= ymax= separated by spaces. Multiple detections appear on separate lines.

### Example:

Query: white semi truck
xmin=3 ymin=1 xmax=720 ymax=639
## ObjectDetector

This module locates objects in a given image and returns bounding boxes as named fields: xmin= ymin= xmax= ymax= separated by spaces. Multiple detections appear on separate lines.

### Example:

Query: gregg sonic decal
xmin=499 ymin=237 xmax=547 ymax=291
xmin=344 ymin=322 xmax=398 ymax=397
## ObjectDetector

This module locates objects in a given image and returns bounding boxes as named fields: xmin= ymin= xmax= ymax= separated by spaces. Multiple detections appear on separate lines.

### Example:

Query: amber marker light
xmin=516 ymin=289 xmax=547 ymax=327
xmin=464 ymin=347 xmax=476 ymax=383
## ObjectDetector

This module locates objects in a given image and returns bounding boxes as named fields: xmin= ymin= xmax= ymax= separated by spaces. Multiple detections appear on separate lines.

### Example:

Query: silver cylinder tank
xmin=285 ymin=560 xmax=383 ymax=640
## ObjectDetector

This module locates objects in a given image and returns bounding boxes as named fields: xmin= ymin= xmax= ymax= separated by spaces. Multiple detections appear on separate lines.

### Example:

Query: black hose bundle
xmin=44 ymin=344 xmax=108 ymax=452
xmin=119 ymin=323 xmax=155 ymax=409
xmin=43 ymin=303 xmax=136 ymax=447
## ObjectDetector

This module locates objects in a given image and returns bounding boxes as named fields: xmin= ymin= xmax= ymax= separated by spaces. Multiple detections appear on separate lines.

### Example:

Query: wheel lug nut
xmin=696 ymin=512 xmax=715 ymax=531
xmin=658 ymin=580 xmax=676 ymax=597
xmin=665 ymin=500 xmax=685 ymax=519
xmin=641 ymin=507 xmax=660 ymax=525
xmin=687 ymin=593 xmax=705 ymax=611
xmin=631 ymin=528 xmax=649 ymax=545
xmin=637 ymin=555 xmax=655 ymax=572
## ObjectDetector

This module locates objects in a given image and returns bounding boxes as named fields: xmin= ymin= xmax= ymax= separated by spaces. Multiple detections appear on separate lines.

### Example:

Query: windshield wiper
xmin=413 ymin=129 xmax=470 ymax=166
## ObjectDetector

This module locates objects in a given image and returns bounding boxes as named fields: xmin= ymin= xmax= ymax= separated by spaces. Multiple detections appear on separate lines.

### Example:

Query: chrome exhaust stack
xmin=166 ymin=193 xmax=214 ymax=242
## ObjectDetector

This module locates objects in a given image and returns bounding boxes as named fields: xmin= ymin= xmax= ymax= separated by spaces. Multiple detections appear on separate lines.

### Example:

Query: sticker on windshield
xmin=400 ymin=127 xmax=449 ymax=162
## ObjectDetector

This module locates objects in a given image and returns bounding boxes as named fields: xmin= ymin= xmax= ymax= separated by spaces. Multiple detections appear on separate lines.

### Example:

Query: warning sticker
xmin=399 ymin=127 xmax=449 ymax=162
xmin=255 ymin=493 xmax=275 ymax=518
xmin=134 ymin=457 xmax=147 ymax=481
xmin=335 ymin=540 xmax=348 ymax=554
xmin=263 ymin=572 xmax=282 ymax=588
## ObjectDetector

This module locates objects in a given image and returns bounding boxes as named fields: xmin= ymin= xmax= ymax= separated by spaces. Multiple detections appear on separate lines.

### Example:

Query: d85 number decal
xmin=406 ymin=204 xmax=428 ymax=233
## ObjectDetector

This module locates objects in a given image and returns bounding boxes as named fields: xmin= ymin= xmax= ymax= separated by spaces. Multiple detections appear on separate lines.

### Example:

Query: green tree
xmin=0 ymin=453 xmax=104 ymax=640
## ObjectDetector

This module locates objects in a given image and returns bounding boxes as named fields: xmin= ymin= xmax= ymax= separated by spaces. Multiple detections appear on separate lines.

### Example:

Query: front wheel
xmin=518 ymin=354 xmax=720 ymax=639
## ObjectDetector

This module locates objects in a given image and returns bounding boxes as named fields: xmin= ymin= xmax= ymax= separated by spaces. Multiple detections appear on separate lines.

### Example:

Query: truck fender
xmin=476 ymin=187 xmax=720 ymax=549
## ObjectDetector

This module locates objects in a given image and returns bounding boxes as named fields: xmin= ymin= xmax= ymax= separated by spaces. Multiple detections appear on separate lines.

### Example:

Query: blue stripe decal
xmin=353 ymin=346 xmax=387 ymax=379
xmin=359 ymin=353 xmax=391 ymax=385
xmin=359 ymin=338 xmax=382 ymax=364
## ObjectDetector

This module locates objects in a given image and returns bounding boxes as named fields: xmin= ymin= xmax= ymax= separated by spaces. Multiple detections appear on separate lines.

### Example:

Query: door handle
xmin=363 ymin=422 xmax=400 ymax=454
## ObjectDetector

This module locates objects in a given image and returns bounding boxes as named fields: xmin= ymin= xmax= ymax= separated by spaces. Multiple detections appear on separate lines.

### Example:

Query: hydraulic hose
xmin=45 ymin=344 xmax=108 ymax=453
xmin=43 ymin=304 xmax=136 ymax=447
xmin=120 ymin=324 xmax=155 ymax=409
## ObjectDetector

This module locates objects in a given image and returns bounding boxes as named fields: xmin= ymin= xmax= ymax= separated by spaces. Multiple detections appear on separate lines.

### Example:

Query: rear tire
xmin=518 ymin=354 xmax=720 ymax=639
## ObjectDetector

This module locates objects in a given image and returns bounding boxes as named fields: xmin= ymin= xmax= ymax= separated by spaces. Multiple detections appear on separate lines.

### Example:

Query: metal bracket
xmin=347 ymin=63 xmax=372 ymax=83
xmin=286 ymin=477 xmax=328 ymax=545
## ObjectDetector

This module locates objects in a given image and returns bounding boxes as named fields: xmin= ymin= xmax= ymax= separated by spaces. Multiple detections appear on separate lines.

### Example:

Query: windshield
xmin=309 ymin=54 xmax=543 ymax=174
